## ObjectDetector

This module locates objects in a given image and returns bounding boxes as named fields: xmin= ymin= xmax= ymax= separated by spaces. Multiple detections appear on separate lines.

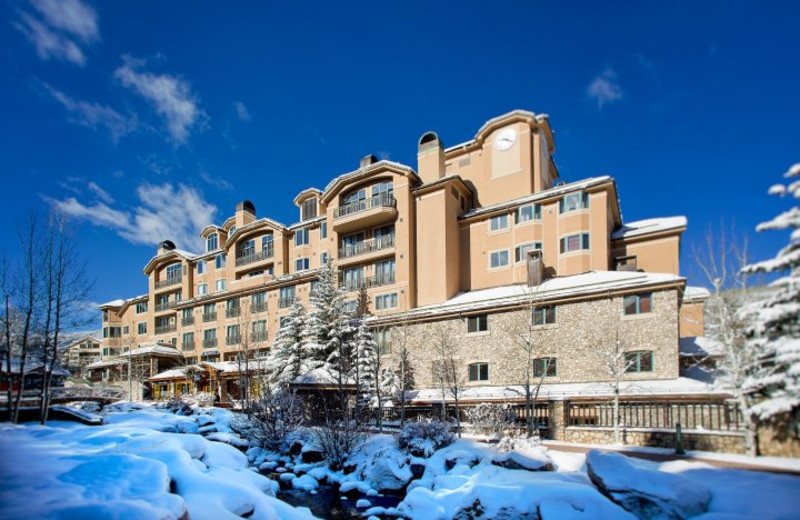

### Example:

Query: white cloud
xmin=43 ymin=83 xmax=138 ymax=142
xmin=234 ymin=101 xmax=251 ymax=122
xmin=587 ymin=68 xmax=623 ymax=110
xmin=200 ymin=170 xmax=234 ymax=191
xmin=45 ymin=183 xmax=217 ymax=251
xmin=13 ymin=0 xmax=98 ymax=66
xmin=114 ymin=56 xmax=207 ymax=145
xmin=87 ymin=181 xmax=113 ymax=203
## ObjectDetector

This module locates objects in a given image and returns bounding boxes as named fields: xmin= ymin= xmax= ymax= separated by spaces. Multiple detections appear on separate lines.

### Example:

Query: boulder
xmin=491 ymin=451 xmax=554 ymax=472
xmin=362 ymin=448 xmax=413 ymax=493
xmin=586 ymin=450 xmax=711 ymax=520
xmin=301 ymin=449 xmax=324 ymax=463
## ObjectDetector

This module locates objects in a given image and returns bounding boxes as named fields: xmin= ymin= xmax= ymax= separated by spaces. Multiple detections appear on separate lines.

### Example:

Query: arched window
xmin=206 ymin=232 xmax=218 ymax=252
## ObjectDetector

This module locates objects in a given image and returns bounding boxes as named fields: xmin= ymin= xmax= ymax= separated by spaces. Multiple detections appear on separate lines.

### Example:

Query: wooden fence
xmin=567 ymin=401 xmax=743 ymax=431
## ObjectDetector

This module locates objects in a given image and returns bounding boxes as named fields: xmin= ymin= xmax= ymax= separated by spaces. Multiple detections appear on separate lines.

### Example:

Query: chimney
xmin=417 ymin=131 xmax=445 ymax=183
xmin=159 ymin=240 xmax=176 ymax=255
xmin=527 ymin=250 xmax=544 ymax=286
xmin=235 ymin=200 xmax=257 ymax=227
xmin=360 ymin=154 xmax=379 ymax=168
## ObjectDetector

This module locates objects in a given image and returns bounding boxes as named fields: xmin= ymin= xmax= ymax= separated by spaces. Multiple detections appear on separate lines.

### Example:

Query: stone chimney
xmin=360 ymin=154 xmax=379 ymax=168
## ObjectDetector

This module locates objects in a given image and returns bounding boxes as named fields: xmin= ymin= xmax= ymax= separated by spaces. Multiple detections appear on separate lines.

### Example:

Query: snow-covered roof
xmin=118 ymin=343 xmax=183 ymax=358
xmin=291 ymin=368 xmax=355 ymax=386
xmin=373 ymin=270 xmax=684 ymax=323
xmin=408 ymin=377 xmax=726 ymax=403
xmin=1 ymin=359 xmax=70 ymax=376
xmin=86 ymin=359 xmax=120 ymax=370
xmin=460 ymin=176 xmax=612 ymax=220
xmin=149 ymin=367 xmax=197 ymax=381
xmin=203 ymin=360 xmax=270 ymax=373
xmin=683 ymin=286 xmax=711 ymax=302
xmin=679 ymin=336 xmax=726 ymax=358
xmin=321 ymin=160 xmax=417 ymax=200
xmin=611 ymin=216 xmax=687 ymax=240
xmin=99 ymin=299 xmax=126 ymax=308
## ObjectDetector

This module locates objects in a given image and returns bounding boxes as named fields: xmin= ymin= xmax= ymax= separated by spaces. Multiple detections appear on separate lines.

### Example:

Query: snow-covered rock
xmin=586 ymin=450 xmax=711 ymax=520
xmin=361 ymin=447 xmax=413 ymax=492
xmin=291 ymin=474 xmax=319 ymax=491
xmin=356 ymin=499 xmax=372 ymax=509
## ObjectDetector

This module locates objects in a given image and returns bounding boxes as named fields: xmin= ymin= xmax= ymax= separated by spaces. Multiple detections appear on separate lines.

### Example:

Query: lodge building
xmin=89 ymin=109 xmax=761 ymax=451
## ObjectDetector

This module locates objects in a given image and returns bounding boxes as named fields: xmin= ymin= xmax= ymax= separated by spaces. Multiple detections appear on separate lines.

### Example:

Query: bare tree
xmin=598 ymin=326 xmax=634 ymax=444
xmin=391 ymin=316 xmax=415 ymax=427
xmin=514 ymin=285 xmax=549 ymax=438
xmin=432 ymin=322 xmax=464 ymax=437
xmin=1 ymin=253 xmax=14 ymax=417
xmin=694 ymin=223 xmax=761 ymax=455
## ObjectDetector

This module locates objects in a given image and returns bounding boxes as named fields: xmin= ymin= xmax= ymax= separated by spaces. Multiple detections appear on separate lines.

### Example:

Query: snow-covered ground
xmin=1 ymin=404 xmax=799 ymax=520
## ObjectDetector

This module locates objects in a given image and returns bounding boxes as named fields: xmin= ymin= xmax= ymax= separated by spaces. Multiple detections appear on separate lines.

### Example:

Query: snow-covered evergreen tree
xmin=742 ymin=163 xmax=800 ymax=432
xmin=379 ymin=367 xmax=400 ymax=408
xmin=303 ymin=262 xmax=353 ymax=375
xmin=353 ymin=320 xmax=377 ymax=421
xmin=266 ymin=299 xmax=306 ymax=388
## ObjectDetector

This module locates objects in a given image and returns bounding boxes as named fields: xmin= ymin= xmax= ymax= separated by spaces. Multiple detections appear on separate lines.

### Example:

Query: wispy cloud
xmin=87 ymin=181 xmax=113 ymax=203
xmin=42 ymin=83 xmax=138 ymax=142
xmin=114 ymin=56 xmax=207 ymax=145
xmin=13 ymin=0 xmax=99 ymax=66
xmin=587 ymin=68 xmax=623 ymax=110
xmin=200 ymin=170 xmax=234 ymax=191
xmin=233 ymin=101 xmax=251 ymax=122
xmin=139 ymin=154 xmax=174 ymax=176
xmin=44 ymin=183 xmax=217 ymax=251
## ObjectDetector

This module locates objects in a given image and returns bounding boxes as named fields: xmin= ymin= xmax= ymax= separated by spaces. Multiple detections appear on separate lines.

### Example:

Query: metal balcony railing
xmin=181 ymin=316 xmax=195 ymax=326
xmin=339 ymin=271 xmax=396 ymax=291
xmin=202 ymin=338 xmax=218 ymax=348
xmin=278 ymin=297 xmax=294 ymax=309
xmin=339 ymin=235 xmax=395 ymax=259
xmin=202 ymin=312 xmax=217 ymax=322
xmin=155 ymin=276 xmax=182 ymax=290
xmin=226 ymin=307 xmax=241 ymax=319
xmin=181 ymin=341 xmax=195 ymax=351
xmin=154 ymin=323 xmax=177 ymax=335
xmin=251 ymin=301 xmax=267 ymax=313
xmin=226 ymin=335 xmax=241 ymax=346
xmin=155 ymin=301 xmax=176 ymax=312
xmin=236 ymin=245 xmax=274 ymax=267
xmin=252 ymin=331 xmax=268 ymax=342
xmin=334 ymin=194 xmax=396 ymax=219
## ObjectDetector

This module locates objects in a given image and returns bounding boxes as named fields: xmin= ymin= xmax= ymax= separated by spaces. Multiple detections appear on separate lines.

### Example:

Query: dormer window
xmin=301 ymin=198 xmax=318 ymax=221
xmin=229 ymin=225 xmax=236 ymax=234
xmin=206 ymin=232 xmax=218 ymax=252
xmin=559 ymin=192 xmax=590 ymax=213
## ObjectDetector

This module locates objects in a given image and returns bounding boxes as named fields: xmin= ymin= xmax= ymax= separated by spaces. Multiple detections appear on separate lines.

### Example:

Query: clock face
xmin=494 ymin=128 xmax=517 ymax=151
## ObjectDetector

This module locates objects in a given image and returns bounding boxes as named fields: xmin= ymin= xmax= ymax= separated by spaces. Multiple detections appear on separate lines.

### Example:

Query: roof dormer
xmin=294 ymin=188 xmax=322 ymax=222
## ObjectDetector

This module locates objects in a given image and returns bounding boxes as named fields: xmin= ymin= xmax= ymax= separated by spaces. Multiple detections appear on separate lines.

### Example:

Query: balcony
xmin=252 ymin=331 xmax=268 ymax=342
xmin=202 ymin=312 xmax=217 ymax=322
xmin=332 ymin=195 xmax=397 ymax=234
xmin=181 ymin=316 xmax=195 ymax=327
xmin=339 ymin=235 xmax=395 ymax=263
xmin=226 ymin=335 xmax=241 ymax=346
xmin=181 ymin=341 xmax=195 ymax=351
xmin=154 ymin=301 xmax=177 ymax=313
xmin=202 ymin=338 xmax=218 ymax=348
xmin=226 ymin=307 xmax=241 ymax=319
xmin=236 ymin=245 xmax=274 ymax=268
xmin=251 ymin=301 xmax=267 ymax=313
xmin=154 ymin=323 xmax=177 ymax=335
xmin=155 ymin=276 xmax=182 ymax=291
xmin=340 ymin=271 xmax=396 ymax=292
xmin=278 ymin=297 xmax=294 ymax=309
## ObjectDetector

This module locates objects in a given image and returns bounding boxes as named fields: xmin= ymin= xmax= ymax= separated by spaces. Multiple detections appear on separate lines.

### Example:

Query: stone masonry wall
xmin=387 ymin=288 xmax=680 ymax=390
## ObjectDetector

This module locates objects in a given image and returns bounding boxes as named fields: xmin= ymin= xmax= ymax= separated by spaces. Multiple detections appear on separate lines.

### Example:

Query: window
xmin=375 ymin=259 xmax=396 ymax=283
xmin=559 ymin=192 xmax=590 ymax=213
xmin=533 ymin=357 xmax=557 ymax=377
xmin=123 ymin=326 xmax=129 ymax=335
xmin=251 ymin=291 xmax=267 ymax=312
xmin=375 ymin=293 xmax=398 ymax=310
xmin=108 ymin=327 xmax=121 ymax=338
xmin=103 ymin=327 xmax=108 ymax=338
xmin=489 ymin=214 xmax=508 ymax=231
xmin=320 ymin=252 xmax=329 ymax=266
xmin=468 ymin=362 xmax=489 ymax=382
xmin=279 ymin=286 xmax=295 ymax=308
xmin=226 ymin=325 xmax=240 ymax=342
xmin=206 ymin=232 xmax=218 ymax=252
xmin=166 ymin=263 xmax=181 ymax=280
xmin=343 ymin=187 xmax=367 ymax=205
xmin=624 ymin=293 xmax=653 ymax=315
xmin=252 ymin=320 xmax=267 ymax=340
xmin=262 ymin=234 xmax=274 ymax=254
xmin=295 ymin=228 xmax=309 ymax=246
xmin=532 ymin=305 xmax=556 ymax=325
xmin=490 ymin=250 xmax=509 ymax=268
xmin=197 ymin=260 xmax=206 ymax=275
xmin=320 ymin=222 xmax=327 ymax=240
xmin=559 ymin=233 xmax=590 ymax=254
xmin=102 ymin=311 xmax=108 ymax=322
xmin=341 ymin=299 xmax=358 ymax=314
xmin=372 ymin=181 xmax=394 ymax=200
xmin=515 ymin=242 xmax=542 ymax=263
xmin=301 ymin=198 xmax=318 ymax=220
xmin=625 ymin=351 xmax=654 ymax=373
xmin=182 ymin=332 xmax=194 ymax=348
xmin=136 ymin=302 xmax=148 ymax=314
xmin=137 ymin=322 xmax=147 ymax=334
xmin=515 ymin=204 xmax=542 ymax=224
xmin=229 ymin=225 xmax=236 ymax=235
xmin=373 ymin=329 xmax=390 ymax=355
xmin=216 ymin=253 xmax=227 ymax=269
xmin=295 ymin=258 xmax=310 ymax=272
xmin=215 ymin=279 xmax=226 ymax=292
xmin=467 ymin=314 xmax=488 ymax=334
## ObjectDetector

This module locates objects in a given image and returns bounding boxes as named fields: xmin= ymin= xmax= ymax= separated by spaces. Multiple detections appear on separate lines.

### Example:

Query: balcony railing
xmin=236 ymin=245 xmax=275 ymax=267
xmin=334 ymin=194 xmax=396 ymax=219
xmin=154 ymin=323 xmax=177 ymax=335
xmin=278 ymin=297 xmax=294 ymax=309
xmin=339 ymin=235 xmax=395 ymax=259
xmin=202 ymin=338 xmax=218 ymax=348
xmin=181 ymin=316 xmax=195 ymax=326
xmin=155 ymin=301 xmax=176 ymax=312
xmin=155 ymin=276 xmax=182 ymax=290
xmin=251 ymin=301 xmax=267 ymax=313
xmin=226 ymin=307 xmax=241 ymax=319
xmin=181 ymin=341 xmax=195 ymax=351
xmin=252 ymin=331 xmax=268 ymax=342
xmin=202 ymin=312 xmax=217 ymax=322
xmin=339 ymin=271 xmax=396 ymax=292
xmin=226 ymin=335 xmax=241 ymax=346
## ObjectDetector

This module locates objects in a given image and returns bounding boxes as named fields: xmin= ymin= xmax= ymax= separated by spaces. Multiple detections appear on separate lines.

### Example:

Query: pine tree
xmin=304 ymin=262 xmax=352 ymax=375
xmin=353 ymin=320 xmax=377 ymax=422
xmin=267 ymin=299 xmax=306 ymax=388
xmin=743 ymin=163 xmax=800 ymax=433
xmin=379 ymin=367 xmax=400 ymax=409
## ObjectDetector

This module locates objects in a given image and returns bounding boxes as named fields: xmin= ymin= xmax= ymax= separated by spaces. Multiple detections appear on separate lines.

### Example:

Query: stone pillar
xmin=548 ymin=400 xmax=569 ymax=441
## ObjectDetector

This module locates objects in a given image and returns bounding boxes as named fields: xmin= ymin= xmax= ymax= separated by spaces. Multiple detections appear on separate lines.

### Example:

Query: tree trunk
xmin=613 ymin=384 xmax=621 ymax=445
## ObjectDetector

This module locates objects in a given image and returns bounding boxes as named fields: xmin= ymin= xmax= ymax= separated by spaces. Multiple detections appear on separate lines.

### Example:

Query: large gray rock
xmin=586 ymin=450 xmax=711 ymax=520
xmin=361 ymin=447 xmax=413 ymax=492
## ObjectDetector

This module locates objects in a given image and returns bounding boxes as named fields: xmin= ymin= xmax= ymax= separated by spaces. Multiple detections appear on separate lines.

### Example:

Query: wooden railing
xmin=567 ymin=401 xmax=743 ymax=431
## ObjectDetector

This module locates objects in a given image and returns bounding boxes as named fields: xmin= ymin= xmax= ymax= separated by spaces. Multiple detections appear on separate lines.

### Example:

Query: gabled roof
xmin=293 ymin=187 xmax=323 ymax=206
xmin=320 ymin=160 xmax=419 ymax=203
xmin=143 ymin=248 xmax=198 ymax=275
xmin=444 ymin=109 xmax=555 ymax=155
xmin=224 ymin=217 xmax=288 ymax=247
xmin=611 ymin=217 xmax=687 ymax=241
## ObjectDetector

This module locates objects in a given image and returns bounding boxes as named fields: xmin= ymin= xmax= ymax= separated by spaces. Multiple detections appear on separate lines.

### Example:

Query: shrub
xmin=246 ymin=389 xmax=305 ymax=453
xmin=313 ymin=419 xmax=365 ymax=470
xmin=466 ymin=403 xmax=516 ymax=439
xmin=397 ymin=420 xmax=454 ymax=458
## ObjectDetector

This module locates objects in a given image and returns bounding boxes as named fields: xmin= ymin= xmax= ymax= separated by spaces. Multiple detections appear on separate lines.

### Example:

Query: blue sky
xmin=1 ymin=1 xmax=798 ymax=316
